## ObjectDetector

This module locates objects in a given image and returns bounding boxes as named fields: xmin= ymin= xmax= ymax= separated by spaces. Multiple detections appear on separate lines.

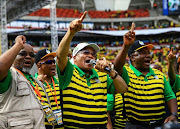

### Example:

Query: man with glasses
xmin=0 ymin=35 xmax=49 ymax=129
xmin=35 ymin=49 xmax=63 ymax=129
xmin=168 ymin=47 xmax=180 ymax=123
xmin=56 ymin=11 xmax=128 ymax=129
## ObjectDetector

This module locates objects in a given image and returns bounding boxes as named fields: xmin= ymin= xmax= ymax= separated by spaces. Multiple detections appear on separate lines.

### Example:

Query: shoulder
xmin=151 ymin=68 xmax=164 ymax=76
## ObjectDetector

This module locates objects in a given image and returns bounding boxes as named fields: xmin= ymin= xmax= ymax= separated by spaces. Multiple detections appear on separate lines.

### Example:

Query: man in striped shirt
xmin=56 ymin=11 xmax=128 ymax=129
xmin=114 ymin=23 xmax=178 ymax=129
xmin=35 ymin=49 xmax=63 ymax=129
xmin=168 ymin=47 xmax=180 ymax=123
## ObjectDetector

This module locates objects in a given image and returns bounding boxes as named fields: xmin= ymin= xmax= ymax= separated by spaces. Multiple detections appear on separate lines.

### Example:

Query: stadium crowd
xmin=0 ymin=11 xmax=180 ymax=129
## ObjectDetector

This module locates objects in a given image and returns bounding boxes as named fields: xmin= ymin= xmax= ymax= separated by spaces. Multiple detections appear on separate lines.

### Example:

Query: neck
xmin=135 ymin=66 xmax=149 ymax=76
xmin=84 ymin=69 xmax=93 ymax=75
xmin=46 ymin=76 xmax=52 ymax=83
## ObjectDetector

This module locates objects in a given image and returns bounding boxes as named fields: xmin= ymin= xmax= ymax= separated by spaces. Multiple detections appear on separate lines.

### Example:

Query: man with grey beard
xmin=0 ymin=35 xmax=50 ymax=129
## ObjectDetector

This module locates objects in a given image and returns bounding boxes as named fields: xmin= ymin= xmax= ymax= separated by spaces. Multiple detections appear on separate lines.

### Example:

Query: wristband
xmin=111 ymin=71 xmax=118 ymax=80
xmin=171 ymin=113 xmax=178 ymax=119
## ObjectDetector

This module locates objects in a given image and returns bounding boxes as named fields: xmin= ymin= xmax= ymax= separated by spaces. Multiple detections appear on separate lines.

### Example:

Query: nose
xmin=25 ymin=53 xmax=32 ymax=58
xmin=52 ymin=62 xmax=55 ymax=65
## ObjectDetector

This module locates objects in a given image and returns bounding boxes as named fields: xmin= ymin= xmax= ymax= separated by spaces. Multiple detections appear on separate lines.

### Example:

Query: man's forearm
xmin=167 ymin=98 xmax=178 ymax=114
xmin=114 ymin=45 xmax=130 ymax=75
xmin=0 ymin=43 xmax=23 ymax=81
xmin=168 ymin=62 xmax=176 ymax=84
xmin=56 ymin=30 xmax=75 ymax=72
xmin=109 ymin=70 xmax=128 ymax=94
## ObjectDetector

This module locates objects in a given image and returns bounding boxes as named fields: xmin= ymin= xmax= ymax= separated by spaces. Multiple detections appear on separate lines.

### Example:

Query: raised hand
xmin=95 ymin=57 xmax=111 ymax=74
xmin=15 ymin=35 xmax=26 ymax=48
xmin=69 ymin=11 xmax=87 ymax=33
xmin=123 ymin=22 xmax=135 ymax=46
xmin=37 ymin=67 xmax=47 ymax=83
xmin=168 ymin=47 xmax=176 ymax=63
xmin=164 ymin=114 xmax=177 ymax=123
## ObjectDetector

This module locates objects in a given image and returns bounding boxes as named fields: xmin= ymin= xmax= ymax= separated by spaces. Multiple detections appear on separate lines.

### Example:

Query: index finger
xmin=170 ymin=47 xmax=174 ymax=53
xmin=130 ymin=22 xmax=135 ymax=32
xmin=80 ymin=11 xmax=87 ymax=22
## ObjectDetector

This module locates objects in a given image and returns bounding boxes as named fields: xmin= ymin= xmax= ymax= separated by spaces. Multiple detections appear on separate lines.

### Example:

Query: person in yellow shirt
xmin=35 ymin=49 xmax=63 ymax=129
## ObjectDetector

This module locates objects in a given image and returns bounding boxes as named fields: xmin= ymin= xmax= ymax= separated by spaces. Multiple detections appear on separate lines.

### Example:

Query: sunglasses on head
xmin=18 ymin=52 xmax=35 ymax=58
xmin=40 ymin=60 xmax=55 ymax=65
xmin=78 ymin=50 xmax=96 ymax=57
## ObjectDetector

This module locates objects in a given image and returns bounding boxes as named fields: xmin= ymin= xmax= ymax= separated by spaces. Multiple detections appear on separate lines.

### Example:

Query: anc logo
xmin=139 ymin=41 xmax=145 ymax=45
xmin=46 ymin=49 xmax=51 ymax=54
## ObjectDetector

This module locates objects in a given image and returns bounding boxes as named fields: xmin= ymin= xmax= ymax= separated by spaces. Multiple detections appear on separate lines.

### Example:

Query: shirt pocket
xmin=8 ymin=116 xmax=33 ymax=129
xmin=15 ymin=81 xmax=30 ymax=97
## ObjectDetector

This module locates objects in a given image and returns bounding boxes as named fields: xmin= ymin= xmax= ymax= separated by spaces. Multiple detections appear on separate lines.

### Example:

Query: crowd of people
xmin=0 ymin=11 xmax=180 ymax=129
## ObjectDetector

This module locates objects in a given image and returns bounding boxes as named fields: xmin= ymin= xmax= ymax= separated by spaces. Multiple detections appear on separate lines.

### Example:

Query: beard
xmin=22 ymin=67 xmax=31 ymax=74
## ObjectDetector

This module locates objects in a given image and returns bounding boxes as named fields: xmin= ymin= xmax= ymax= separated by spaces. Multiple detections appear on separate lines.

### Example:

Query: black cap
xmin=128 ymin=40 xmax=154 ymax=57
xmin=35 ymin=49 xmax=56 ymax=64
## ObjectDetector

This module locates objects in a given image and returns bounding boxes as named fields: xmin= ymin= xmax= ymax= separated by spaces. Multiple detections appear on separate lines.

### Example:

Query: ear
xmin=130 ymin=55 xmax=135 ymax=62
xmin=36 ymin=62 xmax=41 ymax=68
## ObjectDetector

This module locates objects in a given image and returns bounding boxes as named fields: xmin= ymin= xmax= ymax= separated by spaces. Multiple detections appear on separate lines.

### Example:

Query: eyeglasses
xmin=40 ymin=60 xmax=55 ymax=65
xmin=78 ymin=50 xmax=96 ymax=57
xmin=18 ymin=52 xmax=35 ymax=58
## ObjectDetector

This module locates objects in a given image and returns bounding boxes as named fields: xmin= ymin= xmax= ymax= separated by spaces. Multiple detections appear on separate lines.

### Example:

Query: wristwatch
xmin=171 ymin=113 xmax=179 ymax=119
xmin=111 ymin=71 xmax=118 ymax=80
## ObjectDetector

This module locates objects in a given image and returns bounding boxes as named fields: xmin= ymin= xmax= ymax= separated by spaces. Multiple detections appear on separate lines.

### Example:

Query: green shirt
xmin=107 ymin=93 xmax=114 ymax=111
xmin=122 ymin=64 xmax=176 ymax=102
xmin=0 ymin=70 xmax=12 ymax=93
xmin=56 ymin=59 xmax=115 ymax=94
xmin=171 ymin=74 xmax=180 ymax=93
xmin=0 ymin=70 xmax=42 ymax=94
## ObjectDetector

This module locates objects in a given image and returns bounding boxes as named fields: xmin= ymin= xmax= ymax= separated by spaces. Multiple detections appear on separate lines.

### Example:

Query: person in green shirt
xmin=35 ymin=49 xmax=64 ymax=129
xmin=107 ymin=93 xmax=126 ymax=129
xmin=0 ymin=35 xmax=48 ymax=129
xmin=168 ymin=47 xmax=180 ymax=123
xmin=56 ymin=11 xmax=128 ymax=129
xmin=114 ymin=23 xmax=178 ymax=129
xmin=107 ymin=94 xmax=114 ymax=129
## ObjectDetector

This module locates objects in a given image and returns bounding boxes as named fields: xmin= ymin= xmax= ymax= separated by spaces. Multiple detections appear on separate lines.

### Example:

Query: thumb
xmin=38 ymin=67 xmax=44 ymax=75
xmin=44 ymin=74 xmax=48 ymax=81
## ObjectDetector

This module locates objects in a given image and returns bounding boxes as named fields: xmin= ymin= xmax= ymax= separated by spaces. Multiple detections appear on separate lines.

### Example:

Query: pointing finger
xmin=80 ymin=11 xmax=87 ymax=22
xmin=170 ymin=47 xmax=174 ymax=53
xmin=130 ymin=22 xmax=135 ymax=32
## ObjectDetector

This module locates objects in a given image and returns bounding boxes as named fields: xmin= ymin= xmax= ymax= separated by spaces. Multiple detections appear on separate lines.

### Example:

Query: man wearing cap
xmin=0 ymin=35 xmax=49 ymax=129
xmin=114 ymin=23 xmax=178 ymax=129
xmin=56 ymin=11 xmax=128 ymax=129
xmin=35 ymin=49 xmax=63 ymax=129
xmin=168 ymin=47 xmax=180 ymax=123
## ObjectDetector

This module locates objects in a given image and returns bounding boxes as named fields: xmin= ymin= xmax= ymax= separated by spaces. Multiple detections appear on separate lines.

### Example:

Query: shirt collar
xmin=52 ymin=76 xmax=58 ymax=84
xmin=24 ymin=73 xmax=33 ymax=80
xmin=129 ymin=64 xmax=156 ymax=77
xmin=74 ymin=64 xmax=99 ymax=79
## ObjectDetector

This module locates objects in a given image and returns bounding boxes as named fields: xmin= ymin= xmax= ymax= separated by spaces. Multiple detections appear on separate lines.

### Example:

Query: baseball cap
xmin=35 ymin=49 xmax=56 ymax=64
xmin=72 ymin=43 xmax=100 ymax=57
xmin=177 ymin=57 xmax=180 ymax=64
xmin=128 ymin=40 xmax=154 ymax=57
